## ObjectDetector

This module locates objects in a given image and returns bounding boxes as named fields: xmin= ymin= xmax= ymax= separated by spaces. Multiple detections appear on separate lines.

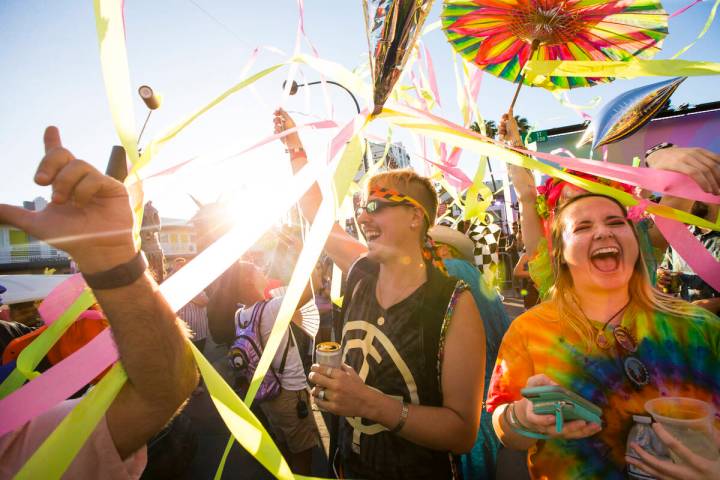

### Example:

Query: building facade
xmin=0 ymin=197 xmax=71 ymax=273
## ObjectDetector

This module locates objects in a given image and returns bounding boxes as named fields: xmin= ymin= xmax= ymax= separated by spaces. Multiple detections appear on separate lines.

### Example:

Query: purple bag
xmin=228 ymin=300 xmax=290 ymax=402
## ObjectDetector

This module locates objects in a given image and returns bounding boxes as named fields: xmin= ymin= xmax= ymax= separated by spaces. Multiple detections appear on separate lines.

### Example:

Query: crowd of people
xmin=0 ymin=109 xmax=718 ymax=480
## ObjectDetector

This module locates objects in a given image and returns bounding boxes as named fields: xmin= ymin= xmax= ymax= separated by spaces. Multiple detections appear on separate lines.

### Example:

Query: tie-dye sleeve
xmin=485 ymin=316 xmax=535 ymax=413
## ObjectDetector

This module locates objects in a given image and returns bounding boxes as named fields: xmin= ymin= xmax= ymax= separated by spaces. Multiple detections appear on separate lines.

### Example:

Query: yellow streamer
xmin=14 ymin=363 xmax=127 ymax=479
xmin=524 ymin=59 xmax=720 ymax=88
xmin=671 ymin=0 xmax=720 ymax=59
xmin=377 ymin=106 xmax=719 ymax=231
xmin=0 ymin=290 xmax=95 ymax=398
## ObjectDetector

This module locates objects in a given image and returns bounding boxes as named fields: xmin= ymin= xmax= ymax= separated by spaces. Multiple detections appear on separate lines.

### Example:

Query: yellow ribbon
xmin=377 ymin=105 xmax=718 ymax=231
xmin=524 ymin=59 xmax=720 ymax=88
xmin=14 ymin=363 xmax=127 ymax=479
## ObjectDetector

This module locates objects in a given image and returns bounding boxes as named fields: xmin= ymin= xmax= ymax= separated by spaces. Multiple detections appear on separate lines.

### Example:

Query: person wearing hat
xmin=430 ymin=225 xmax=512 ymax=480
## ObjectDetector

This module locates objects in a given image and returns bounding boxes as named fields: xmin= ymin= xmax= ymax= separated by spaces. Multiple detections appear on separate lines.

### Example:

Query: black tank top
xmin=337 ymin=258 xmax=463 ymax=479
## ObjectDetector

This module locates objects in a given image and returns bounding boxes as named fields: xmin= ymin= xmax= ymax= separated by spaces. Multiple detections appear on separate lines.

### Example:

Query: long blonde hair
xmin=548 ymin=193 xmax=706 ymax=350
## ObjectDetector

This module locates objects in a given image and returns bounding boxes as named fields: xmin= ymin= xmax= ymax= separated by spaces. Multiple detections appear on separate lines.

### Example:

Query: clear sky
xmin=1 ymin=0 xmax=718 ymax=219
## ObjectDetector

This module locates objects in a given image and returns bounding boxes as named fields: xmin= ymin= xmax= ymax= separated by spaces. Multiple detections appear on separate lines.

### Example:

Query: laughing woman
xmin=486 ymin=193 xmax=720 ymax=479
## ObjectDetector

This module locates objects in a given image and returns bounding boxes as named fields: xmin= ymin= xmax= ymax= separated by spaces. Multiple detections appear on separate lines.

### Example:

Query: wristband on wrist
xmin=286 ymin=145 xmax=304 ymax=153
xmin=82 ymin=251 xmax=148 ymax=290
xmin=289 ymin=149 xmax=307 ymax=162
xmin=389 ymin=400 xmax=409 ymax=434
xmin=644 ymin=142 xmax=674 ymax=165
xmin=504 ymin=401 xmax=548 ymax=440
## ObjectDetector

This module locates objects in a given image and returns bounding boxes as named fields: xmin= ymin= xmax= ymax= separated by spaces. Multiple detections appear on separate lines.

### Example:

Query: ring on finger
xmin=318 ymin=388 xmax=326 ymax=401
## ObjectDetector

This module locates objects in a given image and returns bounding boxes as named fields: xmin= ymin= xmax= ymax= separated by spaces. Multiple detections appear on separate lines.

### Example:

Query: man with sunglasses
xmin=274 ymin=109 xmax=486 ymax=479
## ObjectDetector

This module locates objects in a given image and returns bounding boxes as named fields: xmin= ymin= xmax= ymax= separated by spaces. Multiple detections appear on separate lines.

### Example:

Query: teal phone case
xmin=521 ymin=385 xmax=602 ymax=433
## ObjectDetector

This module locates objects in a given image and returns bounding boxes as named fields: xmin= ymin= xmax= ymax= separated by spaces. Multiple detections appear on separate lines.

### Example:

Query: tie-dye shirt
xmin=486 ymin=300 xmax=720 ymax=480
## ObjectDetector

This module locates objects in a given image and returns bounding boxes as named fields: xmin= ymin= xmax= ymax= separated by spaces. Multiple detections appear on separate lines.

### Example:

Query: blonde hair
xmin=368 ymin=169 xmax=438 ymax=229
xmin=549 ymin=193 xmax=706 ymax=351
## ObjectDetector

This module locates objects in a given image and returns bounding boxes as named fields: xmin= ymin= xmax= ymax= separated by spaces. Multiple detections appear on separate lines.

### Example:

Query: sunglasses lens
xmin=366 ymin=200 xmax=379 ymax=214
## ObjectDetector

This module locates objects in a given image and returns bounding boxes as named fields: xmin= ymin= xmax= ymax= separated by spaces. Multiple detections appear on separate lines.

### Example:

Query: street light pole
xmin=283 ymin=79 xmax=368 ymax=171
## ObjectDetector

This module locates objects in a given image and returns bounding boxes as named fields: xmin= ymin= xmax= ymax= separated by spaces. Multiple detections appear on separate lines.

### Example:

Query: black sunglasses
xmin=355 ymin=199 xmax=413 ymax=218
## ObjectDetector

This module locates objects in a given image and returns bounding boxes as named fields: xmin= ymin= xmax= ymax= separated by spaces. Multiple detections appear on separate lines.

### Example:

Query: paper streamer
xmin=8 ymin=50 xmax=368 ymax=480
xmin=93 ymin=0 xmax=139 ymax=167
xmin=377 ymin=104 xmax=719 ymax=230
xmin=671 ymin=0 xmax=704 ymax=17
xmin=245 ymin=133 xmax=364 ymax=405
xmin=14 ymin=362 xmax=127 ymax=480
xmin=0 ymin=328 xmax=118 ymax=437
xmin=0 ymin=290 xmax=95 ymax=398
xmin=653 ymin=215 xmax=720 ymax=292
xmin=671 ymin=0 xmax=720 ymax=59
xmin=524 ymin=59 xmax=720 ymax=87
xmin=37 ymin=274 xmax=88 ymax=325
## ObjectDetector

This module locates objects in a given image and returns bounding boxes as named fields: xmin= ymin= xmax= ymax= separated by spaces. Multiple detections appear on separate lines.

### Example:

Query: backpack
xmin=228 ymin=300 xmax=291 ymax=402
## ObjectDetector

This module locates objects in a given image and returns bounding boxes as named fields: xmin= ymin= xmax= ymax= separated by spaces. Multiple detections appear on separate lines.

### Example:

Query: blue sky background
xmin=1 ymin=0 xmax=717 ymax=219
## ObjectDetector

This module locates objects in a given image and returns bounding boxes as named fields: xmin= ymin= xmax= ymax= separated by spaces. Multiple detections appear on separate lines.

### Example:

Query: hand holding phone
xmin=510 ymin=374 xmax=603 ymax=440
xmin=521 ymin=385 xmax=603 ymax=433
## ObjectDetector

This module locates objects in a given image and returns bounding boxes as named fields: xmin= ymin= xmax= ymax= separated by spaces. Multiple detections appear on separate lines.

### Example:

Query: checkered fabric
xmin=467 ymin=222 xmax=501 ymax=273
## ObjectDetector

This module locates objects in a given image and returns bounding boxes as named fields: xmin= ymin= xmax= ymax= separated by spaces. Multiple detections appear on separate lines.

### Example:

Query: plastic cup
xmin=645 ymin=397 xmax=719 ymax=462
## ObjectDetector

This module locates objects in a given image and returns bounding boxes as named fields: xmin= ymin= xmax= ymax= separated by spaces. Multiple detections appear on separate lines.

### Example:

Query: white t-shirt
xmin=236 ymin=297 xmax=307 ymax=391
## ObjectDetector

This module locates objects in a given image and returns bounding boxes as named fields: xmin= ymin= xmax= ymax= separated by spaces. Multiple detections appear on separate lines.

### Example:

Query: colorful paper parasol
xmin=442 ymin=0 xmax=669 ymax=104
xmin=364 ymin=0 xmax=435 ymax=115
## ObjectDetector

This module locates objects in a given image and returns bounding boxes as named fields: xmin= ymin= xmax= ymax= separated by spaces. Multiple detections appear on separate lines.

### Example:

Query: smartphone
xmin=521 ymin=385 xmax=602 ymax=432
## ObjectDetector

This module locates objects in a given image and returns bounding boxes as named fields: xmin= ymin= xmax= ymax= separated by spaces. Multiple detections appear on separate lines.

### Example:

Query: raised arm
xmin=0 ymin=127 xmax=198 ymax=459
xmin=274 ymin=109 xmax=367 ymax=272
xmin=645 ymin=146 xmax=720 ymax=250
xmin=499 ymin=112 xmax=543 ymax=257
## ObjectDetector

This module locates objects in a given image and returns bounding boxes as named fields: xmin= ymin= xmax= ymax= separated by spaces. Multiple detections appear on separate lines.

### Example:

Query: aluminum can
xmin=315 ymin=341 xmax=342 ymax=369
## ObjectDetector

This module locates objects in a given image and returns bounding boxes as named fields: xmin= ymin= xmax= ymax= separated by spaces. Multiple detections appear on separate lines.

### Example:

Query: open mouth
xmin=363 ymin=229 xmax=381 ymax=243
xmin=589 ymin=246 xmax=621 ymax=273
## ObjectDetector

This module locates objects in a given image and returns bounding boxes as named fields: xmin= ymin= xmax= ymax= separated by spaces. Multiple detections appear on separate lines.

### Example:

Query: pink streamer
xmin=670 ymin=0 xmax=704 ymax=18
xmin=390 ymin=104 xmax=720 ymax=205
xmin=37 ymin=274 xmax=87 ymax=326
xmin=417 ymin=153 xmax=473 ymax=190
xmin=627 ymin=198 xmax=651 ymax=222
xmin=0 ymin=329 xmax=118 ymax=437
xmin=143 ymin=120 xmax=338 ymax=180
xmin=328 ymin=109 xmax=370 ymax=163
xmin=653 ymin=215 xmax=720 ymax=292
xmin=423 ymin=44 xmax=441 ymax=108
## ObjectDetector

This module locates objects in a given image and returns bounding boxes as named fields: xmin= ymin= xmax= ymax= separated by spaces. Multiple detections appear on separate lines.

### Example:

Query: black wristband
xmin=82 ymin=251 xmax=148 ymax=290
xmin=644 ymin=142 xmax=674 ymax=164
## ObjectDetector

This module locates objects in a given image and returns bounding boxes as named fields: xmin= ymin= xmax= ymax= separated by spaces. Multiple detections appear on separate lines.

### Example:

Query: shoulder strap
xmin=340 ymin=256 xmax=376 ymax=323
xmin=253 ymin=300 xmax=269 ymax=348
xmin=253 ymin=299 xmax=293 ymax=380
xmin=277 ymin=327 xmax=294 ymax=375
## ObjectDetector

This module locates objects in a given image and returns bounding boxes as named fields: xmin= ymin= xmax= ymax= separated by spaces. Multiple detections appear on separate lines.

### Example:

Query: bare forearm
xmin=93 ymin=271 xmax=198 ymax=407
xmin=492 ymin=403 xmax=537 ymax=450
xmin=518 ymin=198 xmax=543 ymax=257
xmin=289 ymin=154 xmax=323 ymax=223
xmin=364 ymin=391 xmax=477 ymax=454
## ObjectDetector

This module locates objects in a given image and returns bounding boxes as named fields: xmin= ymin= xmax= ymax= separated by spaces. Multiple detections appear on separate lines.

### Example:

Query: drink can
xmin=316 ymin=341 xmax=342 ymax=369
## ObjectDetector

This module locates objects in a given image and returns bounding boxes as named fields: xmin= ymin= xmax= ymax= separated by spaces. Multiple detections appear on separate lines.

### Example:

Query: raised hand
xmin=273 ymin=108 xmax=303 ymax=150
xmin=0 ymin=127 xmax=136 ymax=273
xmin=646 ymin=146 xmax=720 ymax=195
xmin=499 ymin=110 xmax=524 ymax=147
